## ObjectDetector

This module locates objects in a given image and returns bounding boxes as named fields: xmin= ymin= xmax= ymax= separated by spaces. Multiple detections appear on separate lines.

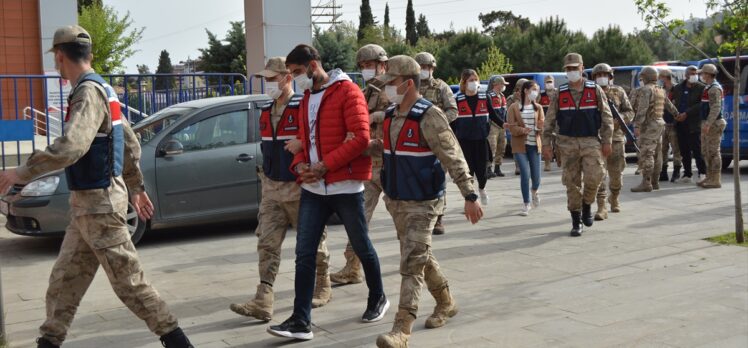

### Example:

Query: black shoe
xmin=160 ymin=327 xmax=193 ymax=348
xmin=659 ymin=169 xmax=669 ymax=182
xmin=494 ymin=164 xmax=505 ymax=177
xmin=267 ymin=314 xmax=313 ymax=340
xmin=362 ymin=294 xmax=390 ymax=322
xmin=486 ymin=167 xmax=496 ymax=179
xmin=37 ymin=337 xmax=59 ymax=348
xmin=570 ymin=211 xmax=583 ymax=237
xmin=670 ymin=165 xmax=681 ymax=183
xmin=581 ymin=203 xmax=593 ymax=227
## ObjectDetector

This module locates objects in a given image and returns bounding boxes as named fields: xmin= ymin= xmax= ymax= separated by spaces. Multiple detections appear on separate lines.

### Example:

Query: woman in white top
xmin=507 ymin=80 xmax=545 ymax=216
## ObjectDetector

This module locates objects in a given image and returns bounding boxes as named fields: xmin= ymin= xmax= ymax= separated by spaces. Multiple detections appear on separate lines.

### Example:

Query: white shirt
xmin=521 ymin=105 xmax=537 ymax=146
xmin=301 ymin=87 xmax=364 ymax=195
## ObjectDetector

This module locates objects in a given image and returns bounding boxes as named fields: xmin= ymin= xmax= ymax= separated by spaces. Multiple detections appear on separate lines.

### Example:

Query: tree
xmin=405 ymin=0 xmax=417 ymax=46
xmin=416 ymin=14 xmax=431 ymax=39
xmin=384 ymin=3 xmax=391 ymax=39
xmin=478 ymin=10 xmax=531 ymax=35
xmin=77 ymin=0 xmax=101 ymax=14
xmin=78 ymin=4 xmax=144 ymax=74
xmin=477 ymin=45 xmax=513 ymax=80
xmin=314 ymin=23 xmax=357 ymax=72
xmin=435 ymin=29 xmax=494 ymax=80
xmin=636 ymin=0 xmax=746 ymax=243
xmin=137 ymin=64 xmax=151 ymax=75
xmin=577 ymin=26 xmax=655 ymax=67
xmin=358 ymin=0 xmax=376 ymax=42
xmin=155 ymin=50 xmax=174 ymax=91
xmin=197 ymin=21 xmax=247 ymax=81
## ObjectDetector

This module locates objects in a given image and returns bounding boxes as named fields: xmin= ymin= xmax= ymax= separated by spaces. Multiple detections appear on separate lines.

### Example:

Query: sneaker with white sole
xmin=532 ymin=191 xmax=540 ymax=207
xmin=677 ymin=176 xmax=692 ymax=184
xmin=519 ymin=203 xmax=531 ymax=216
xmin=362 ymin=294 xmax=390 ymax=322
xmin=479 ymin=189 xmax=489 ymax=206
xmin=267 ymin=314 xmax=313 ymax=340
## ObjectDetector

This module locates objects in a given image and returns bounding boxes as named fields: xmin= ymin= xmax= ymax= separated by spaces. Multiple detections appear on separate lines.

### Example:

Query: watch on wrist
xmin=465 ymin=193 xmax=478 ymax=202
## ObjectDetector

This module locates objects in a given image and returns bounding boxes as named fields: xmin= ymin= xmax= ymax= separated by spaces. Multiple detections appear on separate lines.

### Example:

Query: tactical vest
xmin=259 ymin=94 xmax=302 ymax=182
xmin=556 ymin=81 xmax=602 ymax=137
xmin=664 ymin=89 xmax=675 ymax=123
xmin=539 ymin=91 xmax=552 ymax=114
xmin=452 ymin=92 xmax=491 ymax=140
xmin=648 ymin=85 xmax=665 ymax=121
xmin=488 ymin=90 xmax=507 ymax=123
xmin=65 ymin=73 xmax=124 ymax=191
xmin=701 ymin=82 xmax=723 ymax=121
xmin=420 ymin=78 xmax=444 ymax=108
xmin=382 ymin=99 xmax=446 ymax=201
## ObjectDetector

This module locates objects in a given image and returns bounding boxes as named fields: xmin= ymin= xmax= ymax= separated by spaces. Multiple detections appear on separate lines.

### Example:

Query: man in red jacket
xmin=267 ymin=44 xmax=388 ymax=341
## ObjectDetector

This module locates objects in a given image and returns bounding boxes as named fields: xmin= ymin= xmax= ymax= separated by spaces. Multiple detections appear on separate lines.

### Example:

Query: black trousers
xmin=459 ymin=139 xmax=489 ymax=189
xmin=676 ymin=126 xmax=706 ymax=177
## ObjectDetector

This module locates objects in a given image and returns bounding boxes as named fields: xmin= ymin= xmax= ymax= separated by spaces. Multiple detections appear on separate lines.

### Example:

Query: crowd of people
xmin=0 ymin=24 xmax=726 ymax=348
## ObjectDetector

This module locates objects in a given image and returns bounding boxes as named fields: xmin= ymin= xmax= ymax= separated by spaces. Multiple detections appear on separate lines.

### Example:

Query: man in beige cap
xmin=0 ymin=25 xmax=192 ymax=348
xmin=542 ymin=53 xmax=614 ymax=237
xmin=486 ymin=75 xmax=509 ymax=177
xmin=698 ymin=63 xmax=726 ymax=188
xmin=414 ymin=51 xmax=457 ymax=235
xmin=374 ymin=55 xmax=483 ymax=348
xmin=539 ymin=75 xmax=558 ymax=171
xmin=658 ymin=68 xmax=683 ymax=182
xmin=229 ymin=57 xmax=332 ymax=322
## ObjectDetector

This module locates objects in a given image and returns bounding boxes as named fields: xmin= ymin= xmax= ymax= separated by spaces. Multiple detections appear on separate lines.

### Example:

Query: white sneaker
xmin=479 ymin=189 xmax=489 ymax=206
xmin=519 ymin=203 xmax=531 ymax=216
xmin=532 ymin=191 xmax=540 ymax=207
xmin=677 ymin=176 xmax=692 ymax=184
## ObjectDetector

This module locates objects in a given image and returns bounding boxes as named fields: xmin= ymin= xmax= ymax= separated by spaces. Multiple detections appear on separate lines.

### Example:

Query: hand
xmin=296 ymin=163 xmax=320 ymax=184
xmin=602 ymin=143 xmax=612 ymax=158
xmin=703 ymin=124 xmax=710 ymax=134
xmin=343 ymin=132 xmax=355 ymax=143
xmin=310 ymin=161 xmax=328 ymax=178
xmin=464 ymin=200 xmax=483 ymax=224
xmin=284 ymin=139 xmax=303 ymax=155
xmin=0 ymin=169 xmax=21 ymax=196
xmin=524 ymin=127 xmax=533 ymax=135
xmin=542 ymin=148 xmax=553 ymax=161
xmin=130 ymin=191 xmax=155 ymax=220
xmin=370 ymin=111 xmax=385 ymax=124
xmin=366 ymin=139 xmax=383 ymax=155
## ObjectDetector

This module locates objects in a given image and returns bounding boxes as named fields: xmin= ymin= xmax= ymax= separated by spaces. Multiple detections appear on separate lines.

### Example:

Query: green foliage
xmin=77 ymin=0 xmax=101 ymax=15
xmin=155 ymin=50 xmax=174 ymax=90
xmin=383 ymin=3 xmax=391 ymax=39
xmin=434 ymin=29 xmax=494 ymax=81
xmin=358 ymin=0 xmax=376 ymax=42
xmin=313 ymin=23 xmax=358 ymax=72
xmin=478 ymin=10 xmax=531 ymax=36
xmin=477 ymin=45 xmax=513 ymax=80
xmin=496 ymin=16 xmax=587 ymax=72
xmin=78 ymin=4 xmax=144 ymax=74
xmin=405 ymin=0 xmax=417 ymax=46
xmin=576 ymin=26 xmax=655 ymax=67
xmin=197 ymin=21 xmax=247 ymax=77
xmin=705 ymin=231 xmax=748 ymax=246
xmin=416 ymin=14 xmax=431 ymax=39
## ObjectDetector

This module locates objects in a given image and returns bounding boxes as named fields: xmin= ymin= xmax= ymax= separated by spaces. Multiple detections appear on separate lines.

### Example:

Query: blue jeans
xmin=293 ymin=189 xmax=384 ymax=324
xmin=515 ymin=145 xmax=541 ymax=204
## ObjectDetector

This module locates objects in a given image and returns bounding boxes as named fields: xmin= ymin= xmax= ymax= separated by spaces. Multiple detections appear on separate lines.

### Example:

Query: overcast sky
xmin=107 ymin=0 xmax=711 ymax=73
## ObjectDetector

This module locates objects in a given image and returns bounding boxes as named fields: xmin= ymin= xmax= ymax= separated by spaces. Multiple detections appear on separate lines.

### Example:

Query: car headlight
xmin=21 ymin=176 xmax=60 ymax=197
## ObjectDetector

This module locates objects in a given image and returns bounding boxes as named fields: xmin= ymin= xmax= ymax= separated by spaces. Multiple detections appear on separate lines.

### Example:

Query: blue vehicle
xmin=698 ymin=56 xmax=748 ymax=169
xmin=584 ymin=65 xmax=687 ymax=95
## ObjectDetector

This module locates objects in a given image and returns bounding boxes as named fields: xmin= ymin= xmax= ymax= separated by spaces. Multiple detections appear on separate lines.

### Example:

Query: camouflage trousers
xmin=557 ymin=136 xmax=605 ymax=211
xmin=597 ymin=141 xmax=626 ymax=201
xmin=639 ymin=125 xmax=665 ymax=177
xmin=661 ymin=124 xmax=681 ymax=167
xmin=701 ymin=120 xmax=727 ymax=172
xmin=342 ymin=167 xmax=383 ymax=259
xmin=257 ymin=197 xmax=329 ymax=285
xmin=488 ymin=124 xmax=507 ymax=166
xmin=40 ymin=212 xmax=178 ymax=346
xmin=384 ymin=197 xmax=448 ymax=314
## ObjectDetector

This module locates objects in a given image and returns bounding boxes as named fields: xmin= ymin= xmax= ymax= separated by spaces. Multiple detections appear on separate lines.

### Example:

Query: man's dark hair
xmin=56 ymin=42 xmax=92 ymax=63
xmin=286 ymin=44 xmax=321 ymax=66
xmin=404 ymin=75 xmax=420 ymax=90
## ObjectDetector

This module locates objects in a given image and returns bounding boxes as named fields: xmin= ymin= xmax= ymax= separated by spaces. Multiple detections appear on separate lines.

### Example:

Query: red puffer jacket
xmin=291 ymin=79 xmax=372 ymax=184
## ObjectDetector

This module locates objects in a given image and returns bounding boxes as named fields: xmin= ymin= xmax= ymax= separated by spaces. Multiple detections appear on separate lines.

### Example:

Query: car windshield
xmin=133 ymin=108 xmax=188 ymax=145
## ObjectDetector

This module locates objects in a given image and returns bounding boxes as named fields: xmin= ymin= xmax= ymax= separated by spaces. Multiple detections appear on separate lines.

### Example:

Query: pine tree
xmin=155 ymin=50 xmax=174 ymax=91
xmin=383 ymin=3 xmax=390 ymax=39
xmin=357 ymin=0 xmax=375 ymax=42
xmin=416 ymin=14 xmax=430 ymax=39
xmin=405 ymin=0 xmax=417 ymax=46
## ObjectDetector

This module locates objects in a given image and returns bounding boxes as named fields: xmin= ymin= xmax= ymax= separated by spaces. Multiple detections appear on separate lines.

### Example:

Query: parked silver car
xmin=1 ymin=94 xmax=270 ymax=244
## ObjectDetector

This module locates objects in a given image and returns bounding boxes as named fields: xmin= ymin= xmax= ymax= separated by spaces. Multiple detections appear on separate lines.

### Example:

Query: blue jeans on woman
xmin=293 ymin=189 xmax=384 ymax=324
xmin=515 ymin=145 xmax=541 ymax=204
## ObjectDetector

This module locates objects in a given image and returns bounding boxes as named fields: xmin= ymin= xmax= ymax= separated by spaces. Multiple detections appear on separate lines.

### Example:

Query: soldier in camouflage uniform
xmin=0 ymin=26 xmax=192 ymax=348
xmin=414 ymin=52 xmax=457 ymax=235
xmin=229 ymin=57 xmax=332 ymax=321
xmin=658 ymin=68 xmax=683 ymax=182
xmin=329 ymin=44 xmax=390 ymax=285
xmin=374 ymin=55 xmax=483 ymax=348
xmin=486 ymin=75 xmax=509 ymax=178
xmin=698 ymin=64 xmax=726 ymax=189
xmin=542 ymin=53 xmax=614 ymax=237
xmin=591 ymin=63 xmax=634 ymax=219
xmin=539 ymin=75 xmax=559 ymax=171
xmin=507 ymin=78 xmax=529 ymax=176
xmin=630 ymin=67 xmax=679 ymax=193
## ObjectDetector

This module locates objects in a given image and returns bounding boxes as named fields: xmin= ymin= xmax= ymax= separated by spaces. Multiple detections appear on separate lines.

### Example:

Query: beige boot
xmin=702 ymin=170 xmax=722 ymax=189
xmin=650 ymin=173 xmax=660 ymax=190
xmin=630 ymin=175 xmax=652 ymax=192
xmin=329 ymin=249 xmax=363 ymax=285
xmin=544 ymin=159 xmax=551 ymax=172
xmin=376 ymin=309 xmax=415 ymax=348
xmin=594 ymin=197 xmax=608 ymax=221
xmin=609 ymin=190 xmax=621 ymax=213
xmin=311 ymin=274 xmax=332 ymax=308
xmin=229 ymin=283 xmax=273 ymax=321
xmin=424 ymin=286 xmax=458 ymax=329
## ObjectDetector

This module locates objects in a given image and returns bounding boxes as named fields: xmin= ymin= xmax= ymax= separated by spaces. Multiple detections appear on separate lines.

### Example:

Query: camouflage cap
xmin=381 ymin=55 xmax=421 ymax=83
xmin=514 ymin=78 xmax=529 ymax=93
xmin=48 ymin=25 xmax=91 ymax=52
xmin=686 ymin=65 xmax=698 ymax=72
xmin=563 ymin=53 xmax=583 ymax=69
xmin=490 ymin=75 xmax=508 ymax=86
xmin=414 ymin=52 xmax=437 ymax=67
xmin=659 ymin=68 xmax=673 ymax=78
xmin=356 ymin=44 xmax=388 ymax=64
xmin=255 ymin=57 xmax=289 ymax=78
xmin=544 ymin=75 xmax=555 ymax=83
xmin=639 ymin=66 xmax=658 ymax=83
xmin=699 ymin=63 xmax=718 ymax=75
xmin=592 ymin=63 xmax=613 ymax=77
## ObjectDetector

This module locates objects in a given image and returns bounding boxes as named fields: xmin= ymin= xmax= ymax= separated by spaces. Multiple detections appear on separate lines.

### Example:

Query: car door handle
xmin=236 ymin=154 xmax=254 ymax=162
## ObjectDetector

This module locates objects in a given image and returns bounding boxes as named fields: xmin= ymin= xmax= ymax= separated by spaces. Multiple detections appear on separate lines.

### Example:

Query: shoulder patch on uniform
xmin=384 ymin=103 xmax=398 ymax=118
xmin=408 ymin=98 xmax=433 ymax=120
xmin=477 ymin=92 xmax=487 ymax=99
xmin=260 ymin=100 xmax=274 ymax=110
xmin=559 ymin=83 xmax=570 ymax=92
xmin=584 ymin=80 xmax=596 ymax=88
xmin=455 ymin=93 xmax=466 ymax=101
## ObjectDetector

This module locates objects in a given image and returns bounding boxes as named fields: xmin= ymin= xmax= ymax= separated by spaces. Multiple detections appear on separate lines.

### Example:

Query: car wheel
xmin=126 ymin=201 xmax=147 ymax=244
xmin=722 ymin=158 xmax=732 ymax=171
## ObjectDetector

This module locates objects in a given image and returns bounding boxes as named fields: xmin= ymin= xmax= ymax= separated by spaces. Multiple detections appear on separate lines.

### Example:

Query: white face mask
xmin=596 ymin=77 xmax=609 ymax=86
xmin=567 ymin=70 xmax=582 ymax=83
xmin=467 ymin=81 xmax=479 ymax=93
xmin=294 ymin=68 xmax=314 ymax=91
xmin=419 ymin=70 xmax=431 ymax=80
xmin=545 ymin=82 xmax=554 ymax=90
xmin=361 ymin=68 xmax=376 ymax=81
xmin=499 ymin=86 xmax=506 ymax=93
xmin=689 ymin=75 xmax=699 ymax=83
xmin=529 ymin=90 xmax=539 ymax=101
xmin=265 ymin=81 xmax=282 ymax=99
xmin=385 ymin=81 xmax=407 ymax=104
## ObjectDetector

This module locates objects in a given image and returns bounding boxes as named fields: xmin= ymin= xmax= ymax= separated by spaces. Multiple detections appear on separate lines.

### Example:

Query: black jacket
xmin=671 ymin=81 xmax=705 ymax=133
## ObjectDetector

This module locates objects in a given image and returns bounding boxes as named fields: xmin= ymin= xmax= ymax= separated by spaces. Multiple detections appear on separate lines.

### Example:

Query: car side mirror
xmin=162 ymin=139 xmax=184 ymax=156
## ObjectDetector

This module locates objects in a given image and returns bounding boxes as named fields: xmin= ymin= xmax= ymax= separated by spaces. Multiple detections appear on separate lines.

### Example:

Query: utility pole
xmin=311 ymin=0 xmax=342 ymax=27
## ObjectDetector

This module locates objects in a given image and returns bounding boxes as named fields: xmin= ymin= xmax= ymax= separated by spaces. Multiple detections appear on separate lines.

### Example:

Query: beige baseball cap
xmin=48 ymin=25 xmax=91 ymax=52
xmin=544 ymin=75 xmax=555 ymax=83
xmin=563 ymin=53 xmax=584 ymax=69
xmin=659 ymin=68 xmax=672 ymax=78
xmin=255 ymin=57 xmax=289 ymax=78
xmin=381 ymin=55 xmax=421 ymax=83
xmin=698 ymin=64 xmax=718 ymax=76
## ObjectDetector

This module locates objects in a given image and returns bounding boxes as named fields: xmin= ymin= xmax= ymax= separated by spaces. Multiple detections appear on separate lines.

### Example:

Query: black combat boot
xmin=486 ymin=167 xmax=496 ymax=179
xmin=670 ymin=165 xmax=681 ymax=183
xmin=494 ymin=164 xmax=504 ymax=177
xmin=160 ymin=327 xmax=194 ymax=348
xmin=37 ymin=337 xmax=59 ymax=348
xmin=581 ymin=203 xmax=593 ymax=227
xmin=659 ymin=164 xmax=669 ymax=181
xmin=570 ymin=211 xmax=583 ymax=237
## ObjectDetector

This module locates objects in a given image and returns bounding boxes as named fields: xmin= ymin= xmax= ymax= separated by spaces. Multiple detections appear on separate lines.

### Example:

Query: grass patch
xmin=705 ymin=232 xmax=748 ymax=247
